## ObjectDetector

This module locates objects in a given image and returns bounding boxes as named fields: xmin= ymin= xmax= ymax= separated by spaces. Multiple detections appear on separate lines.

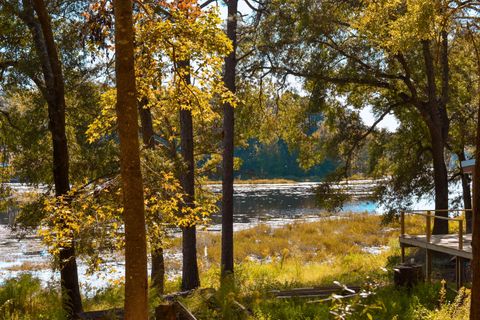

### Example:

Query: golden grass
xmin=193 ymin=214 xmax=398 ymax=266
xmin=5 ymin=261 xmax=51 ymax=272
xmin=167 ymin=213 xmax=418 ymax=292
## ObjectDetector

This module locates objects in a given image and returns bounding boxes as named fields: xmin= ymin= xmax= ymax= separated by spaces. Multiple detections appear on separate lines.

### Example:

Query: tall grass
xmin=0 ymin=274 xmax=64 ymax=320
xmin=0 ymin=214 xmax=472 ymax=319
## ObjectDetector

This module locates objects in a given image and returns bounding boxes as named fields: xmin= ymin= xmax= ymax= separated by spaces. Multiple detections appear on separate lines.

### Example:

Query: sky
xmin=360 ymin=106 xmax=400 ymax=132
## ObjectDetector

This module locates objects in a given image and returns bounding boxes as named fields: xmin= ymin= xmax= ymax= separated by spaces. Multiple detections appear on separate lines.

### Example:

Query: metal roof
xmin=461 ymin=159 xmax=475 ymax=173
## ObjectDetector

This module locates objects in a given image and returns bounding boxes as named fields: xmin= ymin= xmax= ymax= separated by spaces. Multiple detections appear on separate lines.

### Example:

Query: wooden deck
xmin=399 ymin=234 xmax=472 ymax=260
xmin=399 ymin=210 xmax=472 ymax=288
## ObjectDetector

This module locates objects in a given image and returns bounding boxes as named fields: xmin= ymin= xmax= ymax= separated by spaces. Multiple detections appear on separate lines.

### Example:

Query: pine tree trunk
xmin=27 ymin=0 xmax=82 ymax=316
xmin=178 ymin=60 xmax=199 ymax=290
xmin=221 ymin=0 xmax=238 ymax=280
xmin=113 ymin=1 xmax=148 ymax=319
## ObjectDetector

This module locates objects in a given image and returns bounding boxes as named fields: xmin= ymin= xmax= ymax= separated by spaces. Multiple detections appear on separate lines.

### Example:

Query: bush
xmin=0 ymin=274 xmax=64 ymax=320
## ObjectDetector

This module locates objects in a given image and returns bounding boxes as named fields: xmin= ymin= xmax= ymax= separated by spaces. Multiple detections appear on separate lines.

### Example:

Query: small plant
xmin=0 ymin=274 xmax=64 ymax=320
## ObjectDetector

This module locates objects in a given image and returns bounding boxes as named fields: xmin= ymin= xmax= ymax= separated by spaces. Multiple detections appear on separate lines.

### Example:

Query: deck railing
xmin=400 ymin=209 xmax=471 ymax=251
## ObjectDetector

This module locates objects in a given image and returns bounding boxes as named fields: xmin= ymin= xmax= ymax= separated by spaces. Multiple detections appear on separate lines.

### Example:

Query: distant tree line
xmin=233 ymin=139 xmax=336 ymax=180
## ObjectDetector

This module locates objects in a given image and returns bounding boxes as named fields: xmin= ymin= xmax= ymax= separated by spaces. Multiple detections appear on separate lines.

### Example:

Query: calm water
xmin=0 ymin=182 xmax=377 ymax=226
xmin=209 ymin=182 xmax=377 ymax=225
xmin=0 ymin=182 xmax=377 ymax=289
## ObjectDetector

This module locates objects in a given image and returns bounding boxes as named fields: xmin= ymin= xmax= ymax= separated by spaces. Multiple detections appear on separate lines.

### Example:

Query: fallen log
xmin=78 ymin=308 xmax=124 ymax=320
xmin=173 ymin=301 xmax=197 ymax=320
xmin=77 ymin=301 xmax=198 ymax=320
xmin=270 ymin=285 xmax=361 ymax=299
xmin=163 ymin=290 xmax=195 ymax=302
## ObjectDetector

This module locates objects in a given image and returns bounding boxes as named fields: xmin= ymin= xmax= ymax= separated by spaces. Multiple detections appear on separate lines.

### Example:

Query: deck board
xmin=399 ymin=234 xmax=472 ymax=260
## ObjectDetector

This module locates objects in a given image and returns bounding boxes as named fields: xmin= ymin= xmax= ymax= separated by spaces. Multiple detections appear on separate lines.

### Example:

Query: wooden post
xmin=400 ymin=211 xmax=405 ymax=236
xmin=425 ymin=249 xmax=432 ymax=282
xmin=458 ymin=219 xmax=465 ymax=290
xmin=456 ymin=257 xmax=463 ymax=290
xmin=426 ymin=211 xmax=432 ymax=243
xmin=459 ymin=219 xmax=464 ymax=250
xmin=400 ymin=211 xmax=405 ymax=263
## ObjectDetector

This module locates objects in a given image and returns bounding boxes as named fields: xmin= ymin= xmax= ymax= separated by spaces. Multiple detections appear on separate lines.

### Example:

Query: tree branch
xmin=344 ymin=102 xmax=402 ymax=176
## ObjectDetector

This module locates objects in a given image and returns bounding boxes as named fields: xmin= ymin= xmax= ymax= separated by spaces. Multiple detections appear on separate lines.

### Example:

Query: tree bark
xmin=151 ymin=248 xmax=165 ymax=295
xmin=470 ymin=30 xmax=480 ymax=320
xmin=422 ymin=39 xmax=450 ymax=235
xmin=221 ymin=0 xmax=238 ymax=281
xmin=429 ymin=125 xmax=449 ymax=235
xmin=113 ymin=1 xmax=148 ymax=319
xmin=458 ymin=151 xmax=473 ymax=233
xmin=25 ymin=0 xmax=82 ymax=316
xmin=138 ymin=100 xmax=166 ymax=295
xmin=470 ymin=83 xmax=480 ymax=320
xmin=177 ymin=60 xmax=200 ymax=291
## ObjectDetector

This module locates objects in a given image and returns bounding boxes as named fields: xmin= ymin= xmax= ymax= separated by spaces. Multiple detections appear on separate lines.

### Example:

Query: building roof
xmin=461 ymin=159 xmax=475 ymax=173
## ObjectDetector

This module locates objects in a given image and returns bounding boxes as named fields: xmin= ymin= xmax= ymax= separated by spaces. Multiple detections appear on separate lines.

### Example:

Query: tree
xmin=221 ymin=0 xmax=238 ymax=280
xmin=85 ymin=0 xmax=232 ymax=295
xmin=113 ymin=0 xmax=148 ymax=318
xmin=178 ymin=59 xmax=200 ymax=290
xmin=252 ymin=0 xmax=477 ymax=233
xmin=138 ymin=99 xmax=165 ymax=295
xmin=471 ymin=53 xmax=480 ymax=319
xmin=0 ymin=0 xmax=84 ymax=315
xmin=469 ymin=20 xmax=480 ymax=320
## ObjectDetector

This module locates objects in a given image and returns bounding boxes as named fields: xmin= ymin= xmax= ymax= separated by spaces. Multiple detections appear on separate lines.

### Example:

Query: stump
xmin=394 ymin=263 xmax=423 ymax=288
xmin=155 ymin=304 xmax=177 ymax=320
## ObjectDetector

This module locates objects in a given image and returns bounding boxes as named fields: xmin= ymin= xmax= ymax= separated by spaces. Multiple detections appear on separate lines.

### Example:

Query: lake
xmin=0 ymin=182 xmax=378 ymax=289
xmin=208 ymin=182 xmax=376 ymax=227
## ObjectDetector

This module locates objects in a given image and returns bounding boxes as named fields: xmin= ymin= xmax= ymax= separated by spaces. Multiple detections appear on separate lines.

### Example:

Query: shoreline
xmin=0 ymin=214 xmax=394 ymax=294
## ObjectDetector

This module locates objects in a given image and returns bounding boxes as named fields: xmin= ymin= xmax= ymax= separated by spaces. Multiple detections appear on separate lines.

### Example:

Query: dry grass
xmin=166 ymin=213 xmax=424 ymax=291
xmin=192 ymin=214 xmax=399 ymax=267
xmin=5 ymin=261 xmax=51 ymax=272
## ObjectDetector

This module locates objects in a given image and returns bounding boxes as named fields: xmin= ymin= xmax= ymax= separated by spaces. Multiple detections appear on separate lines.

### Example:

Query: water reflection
xmin=208 ymin=182 xmax=377 ymax=224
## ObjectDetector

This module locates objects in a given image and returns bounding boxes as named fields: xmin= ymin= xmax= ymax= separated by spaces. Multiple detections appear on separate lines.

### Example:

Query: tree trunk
xmin=458 ymin=151 xmax=473 ymax=233
xmin=470 ymin=85 xmax=480 ymax=320
xmin=151 ymin=248 xmax=165 ymax=295
xmin=470 ymin=32 xmax=480 ymax=320
xmin=138 ymin=101 xmax=166 ymax=295
xmin=221 ymin=0 xmax=238 ymax=280
xmin=113 ymin=1 xmax=148 ymax=319
xmin=178 ymin=61 xmax=200 ymax=291
xmin=429 ymin=125 xmax=449 ymax=235
xmin=422 ymin=39 xmax=450 ymax=235
xmin=26 ymin=0 xmax=82 ymax=316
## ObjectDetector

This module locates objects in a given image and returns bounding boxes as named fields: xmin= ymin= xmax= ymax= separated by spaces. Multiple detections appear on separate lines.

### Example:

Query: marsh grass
xmin=0 ymin=213 xmax=472 ymax=319
xmin=189 ymin=213 xmax=408 ymax=268
xmin=176 ymin=214 xmax=470 ymax=319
